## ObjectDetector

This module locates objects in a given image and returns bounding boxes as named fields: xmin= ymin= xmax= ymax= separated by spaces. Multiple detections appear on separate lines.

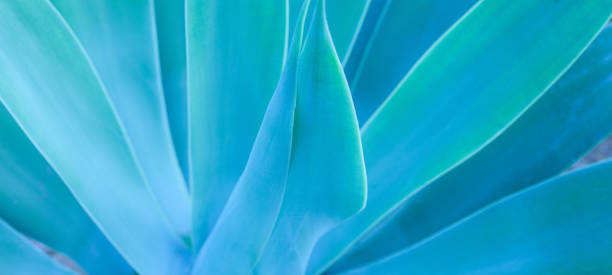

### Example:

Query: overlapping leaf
xmin=344 ymin=160 xmax=612 ymax=274
xmin=0 ymin=105 xmax=131 ymax=275
xmin=0 ymin=2 xmax=190 ymax=274
xmin=187 ymin=0 xmax=287 ymax=250
xmin=330 ymin=23 xmax=612 ymax=272
xmin=308 ymin=1 xmax=612 ymax=273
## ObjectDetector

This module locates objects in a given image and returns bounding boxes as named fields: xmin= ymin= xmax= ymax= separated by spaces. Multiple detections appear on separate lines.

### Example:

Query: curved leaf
xmin=191 ymin=3 xmax=309 ymax=273
xmin=0 ymin=219 xmax=76 ymax=275
xmin=343 ymin=160 xmax=612 ymax=274
xmin=329 ymin=23 xmax=612 ymax=272
xmin=252 ymin=2 xmax=366 ymax=274
xmin=187 ymin=0 xmax=287 ymax=250
xmin=49 ymin=0 xmax=190 ymax=237
xmin=289 ymin=0 xmax=369 ymax=61
xmin=0 ymin=2 xmax=191 ymax=274
xmin=345 ymin=0 xmax=478 ymax=123
xmin=0 ymin=105 xmax=131 ymax=275
xmin=153 ymin=0 xmax=189 ymax=180
xmin=308 ymin=1 xmax=612 ymax=273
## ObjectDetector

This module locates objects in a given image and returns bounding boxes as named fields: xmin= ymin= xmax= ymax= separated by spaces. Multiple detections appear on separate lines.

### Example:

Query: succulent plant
xmin=1 ymin=0 xmax=612 ymax=274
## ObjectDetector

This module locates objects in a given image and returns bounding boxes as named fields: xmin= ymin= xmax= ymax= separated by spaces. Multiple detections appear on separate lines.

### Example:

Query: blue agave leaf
xmin=193 ymin=2 xmax=366 ymax=274
xmin=0 ymin=105 xmax=131 ymax=275
xmin=342 ymin=160 xmax=612 ymax=274
xmin=329 ymin=23 xmax=612 ymax=272
xmin=187 ymin=0 xmax=287 ymax=251
xmin=49 ymin=0 xmax=190 ymax=237
xmin=252 ymin=1 xmax=366 ymax=273
xmin=0 ymin=2 xmax=190 ymax=274
xmin=308 ymin=1 xmax=612 ymax=273
xmin=345 ymin=0 xmax=479 ymax=124
xmin=0 ymin=219 xmax=77 ymax=275
xmin=153 ymin=0 xmax=190 ymax=180
xmin=191 ymin=2 xmax=310 ymax=273
xmin=290 ymin=0 xmax=369 ymax=61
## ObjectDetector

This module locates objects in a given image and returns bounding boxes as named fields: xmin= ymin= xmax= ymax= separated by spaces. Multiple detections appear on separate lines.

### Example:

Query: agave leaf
xmin=186 ymin=0 xmax=287 ymax=250
xmin=289 ymin=0 xmax=369 ymax=61
xmin=153 ymin=0 xmax=189 ymax=180
xmin=0 ymin=105 xmax=131 ymax=275
xmin=308 ymin=1 xmax=612 ymax=273
xmin=190 ymin=3 xmax=309 ymax=273
xmin=343 ymin=160 xmax=612 ymax=274
xmin=344 ymin=0 xmax=479 ymax=123
xmin=49 ymin=0 xmax=190 ymax=237
xmin=329 ymin=23 xmax=612 ymax=272
xmin=0 ymin=2 xmax=190 ymax=274
xmin=0 ymin=219 xmax=77 ymax=275
xmin=251 ymin=2 xmax=366 ymax=274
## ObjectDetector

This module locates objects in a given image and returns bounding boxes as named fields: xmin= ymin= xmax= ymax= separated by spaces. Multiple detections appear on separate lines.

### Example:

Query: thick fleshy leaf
xmin=0 ymin=105 xmax=131 ymax=275
xmin=49 ymin=0 xmax=190 ymax=237
xmin=345 ymin=0 xmax=478 ymax=123
xmin=329 ymin=23 xmax=612 ymax=272
xmin=308 ymin=1 xmax=612 ymax=273
xmin=289 ymin=0 xmax=369 ymax=61
xmin=187 ymin=0 xmax=287 ymax=250
xmin=191 ymin=3 xmax=309 ymax=274
xmin=0 ymin=219 xmax=76 ymax=275
xmin=0 ymin=2 xmax=190 ymax=274
xmin=251 ymin=2 xmax=366 ymax=274
xmin=153 ymin=0 xmax=189 ymax=180
xmin=343 ymin=160 xmax=612 ymax=274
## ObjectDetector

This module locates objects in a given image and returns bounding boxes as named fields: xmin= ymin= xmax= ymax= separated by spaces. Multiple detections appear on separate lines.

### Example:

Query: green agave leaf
xmin=344 ymin=0 xmax=478 ymax=123
xmin=0 ymin=2 xmax=190 ymax=274
xmin=329 ymin=23 xmax=612 ymax=272
xmin=190 ymin=3 xmax=310 ymax=273
xmin=308 ymin=1 xmax=612 ymax=273
xmin=290 ymin=0 xmax=369 ymax=61
xmin=0 ymin=105 xmax=131 ymax=275
xmin=343 ymin=160 xmax=612 ymax=274
xmin=0 ymin=219 xmax=76 ymax=275
xmin=187 ymin=0 xmax=287 ymax=250
xmin=252 ymin=2 xmax=366 ymax=274
xmin=49 ymin=0 xmax=190 ymax=237
xmin=153 ymin=0 xmax=189 ymax=180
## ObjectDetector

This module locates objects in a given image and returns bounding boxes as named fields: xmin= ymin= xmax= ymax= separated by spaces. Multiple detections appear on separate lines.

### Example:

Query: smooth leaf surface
xmin=153 ymin=0 xmax=189 ymax=180
xmin=50 ymin=0 xmax=191 ymax=237
xmin=330 ymin=23 xmax=612 ymax=272
xmin=0 ymin=2 xmax=191 ymax=274
xmin=250 ymin=1 xmax=367 ymax=274
xmin=0 ymin=219 xmax=76 ymax=275
xmin=0 ymin=105 xmax=131 ymax=275
xmin=191 ymin=3 xmax=309 ymax=274
xmin=308 ymin=1 xmax=612 ymax=273
xmin=344 ymin=0 xmax=478 ymax=123
xmin=187 ymin=0 xmax=287 ymax=250
xmin=343 ymin=160 xmax=612 ymax=274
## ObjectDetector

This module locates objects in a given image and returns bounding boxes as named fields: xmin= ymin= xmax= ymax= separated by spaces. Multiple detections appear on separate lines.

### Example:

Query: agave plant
xmin=1 ymin=0 xmax=612 ymax=274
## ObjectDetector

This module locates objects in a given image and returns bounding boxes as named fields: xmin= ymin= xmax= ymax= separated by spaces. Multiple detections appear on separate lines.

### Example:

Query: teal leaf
xmin=344 ymin=0 xmax=478 ymax=123
xmin=290 ymin=0 xmax=369 ymax=61
xmin=252 ymin=1 xmax=366 ymax=273
xmin=328 ymin=23 xmax=612 ymax=272
xmin=0 ymin=105 xmax=132 ymax=275
xmin=49 ymin=0 xmax=191 ymax=237
xmin=191 ymin=2 xmax=309 ymax=273
xmin=0 ymin=219 xmax=77 ymax=275
xmin=343 ymin=160 xmax=612 ymax=274
xmin=0 ymin=2 xmax=191 ymax=274
xmin=153 ymin=0 xmax=189 ymax=180
xmin=187 ymin=0 xmax=287 ymax=250
xmin=308 ymin=1 xmax=612 ymax=273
